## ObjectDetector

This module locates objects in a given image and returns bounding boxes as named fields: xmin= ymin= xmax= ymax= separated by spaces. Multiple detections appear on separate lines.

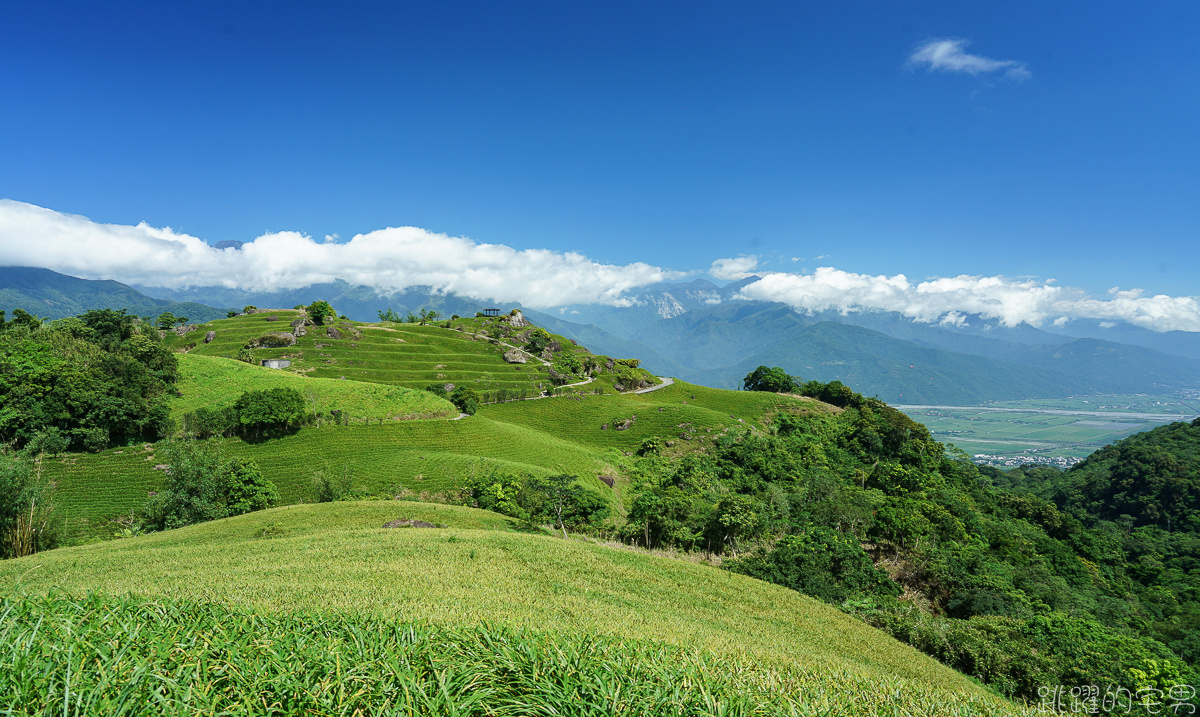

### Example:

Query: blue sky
xmin=1 ymin=2 xmax=1198 ymax=328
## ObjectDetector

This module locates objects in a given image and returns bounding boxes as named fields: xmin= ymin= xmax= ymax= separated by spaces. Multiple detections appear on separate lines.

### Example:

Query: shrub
xmin=0 ymin=453 xmax=57 ymax=558
xmin=724 ymin=526 xmax=899 ymax=603
xmin=449 ymin=386 xmax=481 ymax=416
xmin=141 ymin=441 xmax=278 ymax=532
xmin=306 ymin=301 xmax=335 ymax=326
xmin=233 ymin=387 xmax=309 ymax=437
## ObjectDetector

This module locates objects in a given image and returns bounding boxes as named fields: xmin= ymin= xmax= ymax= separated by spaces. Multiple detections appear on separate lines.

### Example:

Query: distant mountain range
xmin=4 ymin=266 xmax=1198 ymax=404
xmin=0 ymin=267 xmax=232 ymax=324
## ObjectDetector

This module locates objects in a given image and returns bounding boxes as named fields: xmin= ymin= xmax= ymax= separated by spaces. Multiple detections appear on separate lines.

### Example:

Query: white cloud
xmin=731 ymin=267 xmax=1200 ymax=333
xmin=0 ymin=200 xmax=680 ymax=309
xmin=709 ymin=255 xmax=759 ymax=280
xmin=907 ymin=39 xmax=1031 ymax=82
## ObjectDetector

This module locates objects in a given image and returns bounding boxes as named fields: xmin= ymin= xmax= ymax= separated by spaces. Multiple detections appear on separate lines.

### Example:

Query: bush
xmin=525 ymin=329 xmax=551 ymax=354
xmin=181 ymin=406 xmax=238 ymax=439
xmin=0 ymin=453 xmax=57 ymax=558
xmin=724 ymin=526 xmax=899 ymax=603
xmin=742 ymin=366 xmax=796 ymax=393
xmin=307 ymin=301 xmax=335 ymax=326
xmin=233 ymin=387 xmax=309 ymax=437
xmin=449 ymin=387 xmax=481 ymax=415
xmin=141 ymin=441 xmax=278 ymax=532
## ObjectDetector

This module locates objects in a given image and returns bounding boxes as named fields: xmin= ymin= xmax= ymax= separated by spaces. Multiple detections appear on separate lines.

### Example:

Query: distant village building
xmin=261 ymin=359 xmax=291 ymax=369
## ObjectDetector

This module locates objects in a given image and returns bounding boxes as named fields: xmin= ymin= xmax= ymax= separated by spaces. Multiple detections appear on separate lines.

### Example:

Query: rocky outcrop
xmin=383 ymin=519 xmax=439 ymax=529
xmin=502 ymin=349 xmax=527 ymax=364
xmin=508 ymin=310 xmax=530 ymax=328
xmin=204 ymin=331 xmax=216 ymax=343
xmin=172 ymin=324 xmax=198 ymax=336
xmin=266 ymin=315 xmax=278 ymax=322
xmin=326 ymin=327 xmax=341 ymax=339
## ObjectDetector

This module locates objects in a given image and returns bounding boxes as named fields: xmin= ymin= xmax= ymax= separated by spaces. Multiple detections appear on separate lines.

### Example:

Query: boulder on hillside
xmin=266 ymin=315 xmax=278 ymax=322
xmin=172 ymin=324 xmax=198 ymax=336
xmin=204 ymin=331 xmax=216 ymax=344
xmin=540 ymin=349 xmax=554 ymax=361
xmin=383 ymin=519 xmax=439 ymax=529
xmin=547 ymin=341 xmax=562 ymax=353
xmin=508 ymin=311 xmax=530 ymax=328
xmin=502 ymin=349 xmax=527 ymax=364
xmin=604 ymin=359 xmax=615 ymax=370
xmin=326 ymin=327 xmax=341 ymax=339
xmin=251 ymin=332 xmax=297 ymax=348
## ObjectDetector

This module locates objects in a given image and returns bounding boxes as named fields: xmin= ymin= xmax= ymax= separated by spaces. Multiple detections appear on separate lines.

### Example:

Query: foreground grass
xmin=1 ymin=590 xmax=1028 ymax=717
xmin=0 ymin=503 xmax=1027 ymax=716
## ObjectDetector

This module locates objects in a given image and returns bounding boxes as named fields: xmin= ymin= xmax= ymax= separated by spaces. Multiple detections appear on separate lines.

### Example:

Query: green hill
xmin=0 ymin=265 xmax=230 ymax=322
xmin=173 ymin=353 xmax=458 ymax=423
xmin=0 ymin=502 xmax=1025 ymax=716
xmin=165 ymin=310 xmax=657 ymax=397
xmin=42 ymin=378 xmax=816 ymax=541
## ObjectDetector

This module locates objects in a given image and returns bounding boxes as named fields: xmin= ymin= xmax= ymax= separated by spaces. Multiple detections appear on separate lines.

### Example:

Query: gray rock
xmin=204 ymin=331 xmax=216 ymax=343
xmin=266 ymin=315 xmax=278 ymax=322
xmin=502 ymin=349 xmax=527 ymax=364
xmin=507 ymin=310 xmax=530 ymax=328
xmin=326 ymin=327 xmax=341 ymax=339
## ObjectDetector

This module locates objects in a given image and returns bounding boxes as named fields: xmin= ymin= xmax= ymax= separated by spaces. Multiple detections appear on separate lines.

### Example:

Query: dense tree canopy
xmin=0 ymin=309 xmax=177 ymax=450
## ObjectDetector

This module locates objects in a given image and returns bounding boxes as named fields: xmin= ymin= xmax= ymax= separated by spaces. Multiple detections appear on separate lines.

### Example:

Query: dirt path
xmin=632 ymin=377 xmax=674 ymax=394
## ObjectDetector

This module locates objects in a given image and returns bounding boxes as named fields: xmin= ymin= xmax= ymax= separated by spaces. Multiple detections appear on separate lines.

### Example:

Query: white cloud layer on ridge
xmin=709 ymin=256 xmax=759 ymax=280
xmin=723 ymin=265 xmax=1200 ymax=333
xmin=907 ymin=39 xmax=1031 ymax=82
xmin=0 ymin=200 xmax=678 ymax=308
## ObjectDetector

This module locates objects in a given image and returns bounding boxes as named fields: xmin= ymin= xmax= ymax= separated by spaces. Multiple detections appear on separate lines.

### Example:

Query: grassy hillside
xmin=0 ymin=502 xmax=1027 ymax=715
xmin=44 ymin=379 xmax=822 ymax=541
xmin=173 ymin=353 xmax=457 ymax=423
xmin=166 ymin=310 xmax=656 ymax=397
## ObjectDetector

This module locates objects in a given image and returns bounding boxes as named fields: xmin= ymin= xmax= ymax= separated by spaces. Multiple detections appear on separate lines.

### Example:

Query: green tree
xmin=449 ymin=386 xmax=480 ymax=415
xmin=155 ymin=312 xmax=177 ymax=330
xmin=525 ymin=328 xmax=552 ymax=353
xmin=141 ymin=441 xmax=277 ymax=531
xmin=742 ymin=365 xmax=796 ymax=393
xmin=306 ymin=301 xmax=335 ymax=326
xmin=377 ymin=308 xmax=402 ymax=322
xmin=534 ymin=474 xmax=581 ymax=539
xmin=0 ymin=453 xmax=56 ymax=558
xmin=233 ymin=387 xmax=308 ymax=437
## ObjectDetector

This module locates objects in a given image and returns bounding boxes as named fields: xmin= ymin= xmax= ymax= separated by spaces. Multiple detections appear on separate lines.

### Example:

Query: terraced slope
xmin=167 ymin=311 xmax=648 ymax=395
xmin=0 ymin=502 xmax=1028 ymax=716
xmin=173 ymin=353 xmax=457 ymax=423
xmin=44 ymin=380 xmax=826 ymax=541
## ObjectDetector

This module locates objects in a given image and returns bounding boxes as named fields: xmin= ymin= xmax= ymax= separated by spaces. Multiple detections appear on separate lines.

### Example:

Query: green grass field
xmin=173 ymin=353 xmax=458 ymax=423
xmin=0 ymin=502 xmax=1029 ymax=716
xmin=164 ymin=312 xmax=655 ymax=398
xmin=43 ymin=380 xmax=828 ymax=543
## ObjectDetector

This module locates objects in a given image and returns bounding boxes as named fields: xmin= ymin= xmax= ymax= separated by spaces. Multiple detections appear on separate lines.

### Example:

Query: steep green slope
xmin=165 ymin=310 xmax=654 ymax=396
xmin=174 ymin=353 xmax=457 ymax=422
xmin=0 ymin=502 xmax=1025 ymax=716
xmin=42 ymin=380 xmax=819 ymax=541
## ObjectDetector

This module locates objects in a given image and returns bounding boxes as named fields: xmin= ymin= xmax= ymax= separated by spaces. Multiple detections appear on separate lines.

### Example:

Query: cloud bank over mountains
xmin=0 ymin=200 xmax=677 ymax=308
xmin=719 ymin=259 xmax=1200 ymax=333
xmin=2 ymin=200 xmax=1198 ymax=332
